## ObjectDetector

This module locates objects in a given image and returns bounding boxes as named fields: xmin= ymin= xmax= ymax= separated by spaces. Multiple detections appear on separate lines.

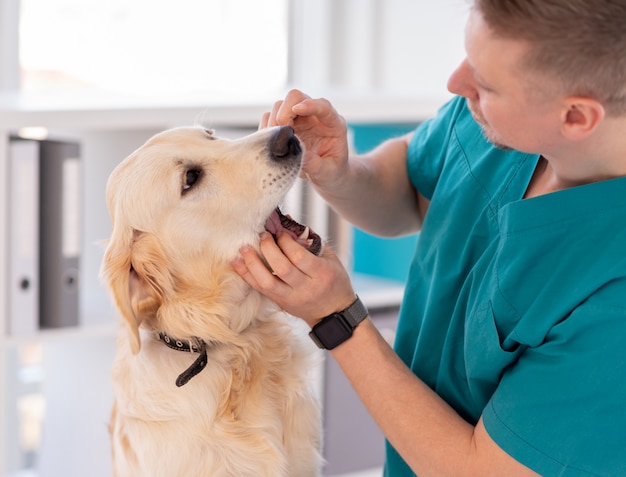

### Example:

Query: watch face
xmin=313 ymin=313 xmax=353 ymax=350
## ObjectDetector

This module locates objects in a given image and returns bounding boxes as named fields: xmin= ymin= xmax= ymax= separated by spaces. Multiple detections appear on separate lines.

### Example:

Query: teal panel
xmin=349 ymin=123 xmax=420 ymax=282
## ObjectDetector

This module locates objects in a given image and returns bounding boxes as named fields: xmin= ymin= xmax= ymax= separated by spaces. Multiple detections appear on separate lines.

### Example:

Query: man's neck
xmin=526 ymin=116 xmax=626 ymax=198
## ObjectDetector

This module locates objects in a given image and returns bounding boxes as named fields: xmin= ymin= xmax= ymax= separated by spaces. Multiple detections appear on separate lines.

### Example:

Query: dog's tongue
xmin=265 ymin=208 xmax=322 ymax=256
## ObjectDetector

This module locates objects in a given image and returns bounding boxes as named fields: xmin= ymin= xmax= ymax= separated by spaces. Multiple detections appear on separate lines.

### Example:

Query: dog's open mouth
xmin=265 ymin=208 xmax=322 ymax=256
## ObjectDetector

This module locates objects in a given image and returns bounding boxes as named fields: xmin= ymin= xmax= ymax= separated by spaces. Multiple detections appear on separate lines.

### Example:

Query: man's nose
xmin=447 ymin=59 xmax=478 ymax=100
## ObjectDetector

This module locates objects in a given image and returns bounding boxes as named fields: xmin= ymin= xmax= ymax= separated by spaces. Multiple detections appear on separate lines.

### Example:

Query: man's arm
xmin=261 ymin=89 xmax=427 ymax=237
xmin=314 ymin=134 xmax=429 ymax=237
xmin=238 ymin=89 xmax=537 ymax=474
xmin=232 ymin=234 xmax=540 ymax=477
xmin=331 ymin=316 xmax=539 ymax=477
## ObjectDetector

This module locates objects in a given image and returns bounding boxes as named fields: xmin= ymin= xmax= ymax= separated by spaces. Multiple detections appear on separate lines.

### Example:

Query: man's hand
xmin=260 ymin=89 xmax=351 ymax=190
xmin=231 ymin=230 xmax=356 ymax=327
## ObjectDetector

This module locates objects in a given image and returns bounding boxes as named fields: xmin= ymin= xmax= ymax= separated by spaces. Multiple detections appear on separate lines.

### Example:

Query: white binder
xmin=8 ymin=139 xmax=40 ymax=336
xmin=8 ymin=137 xmax=81 ymax=334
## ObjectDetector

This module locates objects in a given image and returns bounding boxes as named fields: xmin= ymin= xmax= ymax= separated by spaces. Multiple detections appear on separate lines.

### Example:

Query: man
xmin=232 ymin=1 xmax=626 ymax=475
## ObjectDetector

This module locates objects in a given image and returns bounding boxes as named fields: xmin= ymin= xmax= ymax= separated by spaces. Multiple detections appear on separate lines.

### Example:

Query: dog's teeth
xmin=299 ymin=227 xmax=310 ymax=240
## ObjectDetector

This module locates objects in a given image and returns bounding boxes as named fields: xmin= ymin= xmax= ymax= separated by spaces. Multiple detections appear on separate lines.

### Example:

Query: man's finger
xmin=233 ymin=242 xmax=292 ymax=297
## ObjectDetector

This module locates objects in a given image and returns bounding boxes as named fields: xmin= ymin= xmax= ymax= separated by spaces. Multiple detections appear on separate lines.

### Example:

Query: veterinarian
xmin=233 ymin=1 xmax=626 ymax=475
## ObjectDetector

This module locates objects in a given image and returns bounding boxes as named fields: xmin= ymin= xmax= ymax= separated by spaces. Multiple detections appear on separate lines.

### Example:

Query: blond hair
xmin=474 ymin=0 xmax=626 ymax=115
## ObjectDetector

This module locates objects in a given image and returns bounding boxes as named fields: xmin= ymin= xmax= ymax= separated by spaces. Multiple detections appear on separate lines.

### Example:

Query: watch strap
xmin=339 ymin=295 xmax=368 ymax=327
xmin=309 ymin=295 xmax=368 ymax=350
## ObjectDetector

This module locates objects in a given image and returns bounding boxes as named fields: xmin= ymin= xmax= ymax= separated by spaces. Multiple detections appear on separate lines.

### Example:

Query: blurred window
xmin=19 ymin=0 xmax=288 ymax=95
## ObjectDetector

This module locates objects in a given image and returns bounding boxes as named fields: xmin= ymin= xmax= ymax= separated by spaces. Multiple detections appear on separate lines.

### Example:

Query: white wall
xmin=290 ymin=0 xmax=468 ymax=100
xmin=378 ymin=0 xmax=468 ymax=97
xmin=0 ymin=0 xmax=19 ymax=89
xmin=2 ymin=0 xmax=470 ymax=100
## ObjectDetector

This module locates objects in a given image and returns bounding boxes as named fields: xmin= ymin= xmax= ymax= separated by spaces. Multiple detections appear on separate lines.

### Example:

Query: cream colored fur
xmin=101 ymin=126 xmax=322 ymax=477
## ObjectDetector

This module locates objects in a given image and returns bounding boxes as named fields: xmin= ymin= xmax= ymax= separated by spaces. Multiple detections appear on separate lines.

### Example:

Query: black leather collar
xmin=157 ymin=332 xmax=208 ymax=387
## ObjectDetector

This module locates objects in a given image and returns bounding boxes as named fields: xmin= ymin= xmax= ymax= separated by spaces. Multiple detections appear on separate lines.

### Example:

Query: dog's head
xmin=101 ymin=126 xmax=321 ymax=353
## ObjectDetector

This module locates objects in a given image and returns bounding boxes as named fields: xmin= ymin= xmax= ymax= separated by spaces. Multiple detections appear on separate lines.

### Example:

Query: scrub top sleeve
xmin=483 ymin=285 xmax=626 ymax=476
xmin=406 ymin=96 xmax=467 ymax=200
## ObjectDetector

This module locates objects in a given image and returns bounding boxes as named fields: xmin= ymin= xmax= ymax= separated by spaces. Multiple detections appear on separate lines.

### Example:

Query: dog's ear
xmin=102 ymin=227 xmax=170 ymax=354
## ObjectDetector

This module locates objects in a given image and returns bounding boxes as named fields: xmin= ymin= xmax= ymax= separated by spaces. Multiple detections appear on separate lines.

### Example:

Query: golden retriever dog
xmin=101 ymin=126 xmax=323 ymax=477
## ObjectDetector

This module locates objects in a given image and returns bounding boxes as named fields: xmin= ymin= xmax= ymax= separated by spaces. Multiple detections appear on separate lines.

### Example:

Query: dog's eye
xmin=182 ymin=168 xmax=202 ymax=193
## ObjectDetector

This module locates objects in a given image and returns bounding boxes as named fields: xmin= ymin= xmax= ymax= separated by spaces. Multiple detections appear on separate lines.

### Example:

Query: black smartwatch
xmin=309 ymin=295 xmax=368 ymax=350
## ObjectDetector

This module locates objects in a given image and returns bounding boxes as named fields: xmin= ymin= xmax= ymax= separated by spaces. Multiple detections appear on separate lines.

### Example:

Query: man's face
xmin=447 ymin=8 xmax=564 ymax=153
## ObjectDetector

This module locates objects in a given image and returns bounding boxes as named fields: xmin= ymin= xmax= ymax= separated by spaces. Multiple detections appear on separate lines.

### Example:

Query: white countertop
xmin=331 ymin=468 xmax=383 ymax=477
xmin=352 ymin=273 xmax=405 ymax=310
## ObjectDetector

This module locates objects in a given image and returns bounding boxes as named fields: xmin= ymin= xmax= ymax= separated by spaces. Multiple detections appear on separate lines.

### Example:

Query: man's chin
xmin=478 ymin=125 xmax=513 ymax=151
xmin=487 ymin=135 xmax=513 ymax=151
xmin=469 ymin=106 xmax=513 ymax=150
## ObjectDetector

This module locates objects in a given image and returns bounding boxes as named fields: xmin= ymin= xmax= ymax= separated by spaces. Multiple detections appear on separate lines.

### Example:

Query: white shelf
xmin=0 ymin=89 xmax=448 ymax=131
xmin=3 ymin=323 xmax=116 ymax=347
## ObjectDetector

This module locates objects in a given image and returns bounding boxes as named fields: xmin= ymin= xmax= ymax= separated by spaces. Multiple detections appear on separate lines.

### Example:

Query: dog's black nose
xmin=269 ymin=126 xmax=301 ymax=162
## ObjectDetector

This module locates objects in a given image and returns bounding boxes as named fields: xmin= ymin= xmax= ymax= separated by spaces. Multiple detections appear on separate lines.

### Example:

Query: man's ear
xmin=561 ymin=97 xmax=605 ymax=141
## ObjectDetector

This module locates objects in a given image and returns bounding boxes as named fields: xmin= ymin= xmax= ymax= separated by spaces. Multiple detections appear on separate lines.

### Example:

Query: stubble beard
xmin=470 ymin=106 xmax=512 ymax=151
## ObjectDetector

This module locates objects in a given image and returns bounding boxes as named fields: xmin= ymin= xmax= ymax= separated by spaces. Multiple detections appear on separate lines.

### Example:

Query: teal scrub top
xmin=385 ymin=96 xmax=626 ymax=476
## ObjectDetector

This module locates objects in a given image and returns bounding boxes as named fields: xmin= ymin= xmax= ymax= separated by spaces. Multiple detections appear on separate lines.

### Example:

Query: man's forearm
xmin=311 ymin=135 xmax=424 ymax=237
xmin=329 ymin=318 xmax=540 ymax=477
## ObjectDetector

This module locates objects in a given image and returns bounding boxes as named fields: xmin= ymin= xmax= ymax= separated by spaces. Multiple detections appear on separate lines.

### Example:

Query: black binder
xmin=38 ymin=139 xmax=81 ymax=329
